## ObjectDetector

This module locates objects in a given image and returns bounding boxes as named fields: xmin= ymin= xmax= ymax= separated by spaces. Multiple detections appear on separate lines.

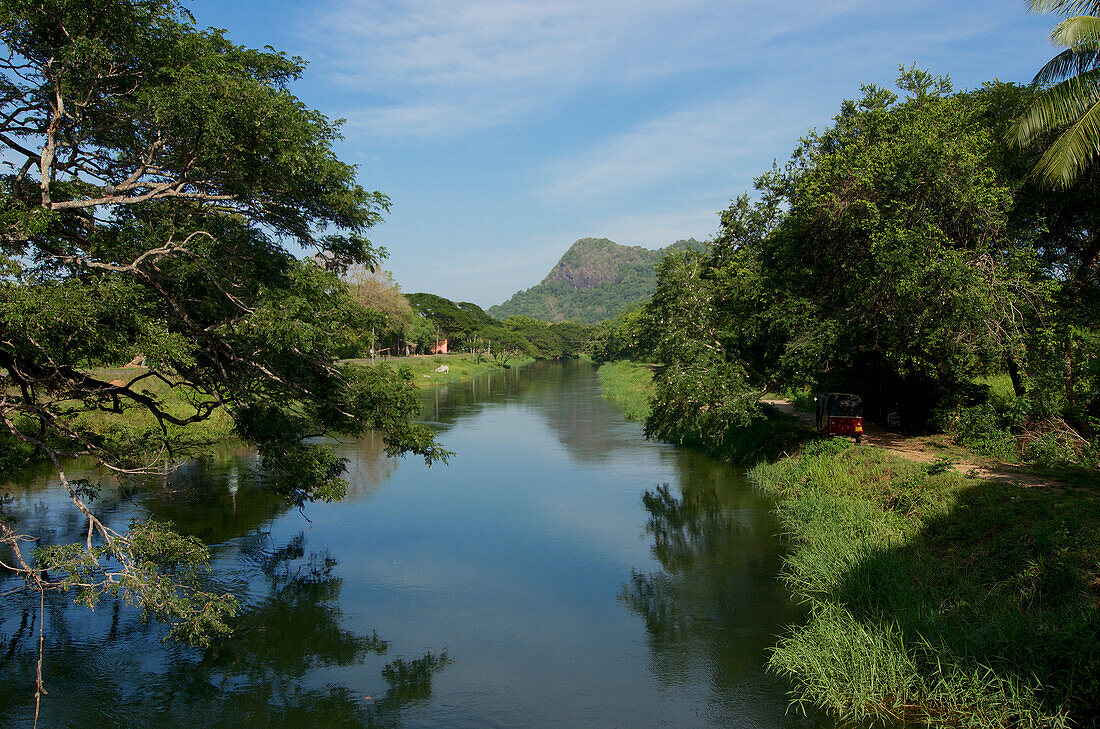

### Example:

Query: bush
xmin=946 ymin=402 xmax=1020 ymax=462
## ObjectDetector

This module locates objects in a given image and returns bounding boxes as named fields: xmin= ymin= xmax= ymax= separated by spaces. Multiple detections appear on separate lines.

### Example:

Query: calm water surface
xmin=1 ymin=360 xmax=822 ymax=728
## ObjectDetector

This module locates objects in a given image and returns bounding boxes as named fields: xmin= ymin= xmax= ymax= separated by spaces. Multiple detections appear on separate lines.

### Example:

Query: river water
xmin=1 ymin=360 xmax=823 ymax=728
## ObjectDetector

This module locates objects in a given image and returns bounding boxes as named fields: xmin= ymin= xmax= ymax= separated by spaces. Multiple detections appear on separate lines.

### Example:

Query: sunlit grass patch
xmin=752 ymin=443 xmax=1100 ymax=728
xmin=345 ymin=353 xmax=533 ymax=389
xmin=596 ymin=361 xmax=654 ymax=420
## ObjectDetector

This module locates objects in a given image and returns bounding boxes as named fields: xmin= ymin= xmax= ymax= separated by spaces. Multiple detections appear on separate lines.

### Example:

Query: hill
xmin=488 ymin=237 xmax=704 ymax=324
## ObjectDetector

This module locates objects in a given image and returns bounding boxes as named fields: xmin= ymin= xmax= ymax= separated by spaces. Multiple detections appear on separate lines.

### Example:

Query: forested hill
xmin=488 ymin=237 xmax=704 ymax=324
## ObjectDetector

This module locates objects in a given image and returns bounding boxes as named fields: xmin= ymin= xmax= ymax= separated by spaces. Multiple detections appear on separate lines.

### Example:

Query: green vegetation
xmin=596 ymin=361 xmax=654 ymax=420
xmin=69 ymin=369 xmax=237 ymax=457
xmin=595 ymin=64 xmax=1100 ymax=728
xmin=347 ymin=353 xmax=534 ymax=388
xmin=489 ymin=237 xmax=704 ymax=324
xmin=596 ymin=360 xmax=814 ymax=464
xmin=752 ymin=440 xmax=1100 ymax=728
xmin=0 ymin=0 xmax=444 ymax=650
xmin=1013 ymin=0 xmax=1100 ymax=187
xmin=621 ymin=69 xmax=1099 ymax=473
xmin=406 ymin=293 xmax=593 ymax=360
xmin=940 ymin=374 xmax=1100 ymax=470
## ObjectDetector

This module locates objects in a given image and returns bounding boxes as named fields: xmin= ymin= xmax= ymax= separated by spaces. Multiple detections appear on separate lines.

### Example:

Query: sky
xmin=187 ymin=0 xmax=1060 ymax=308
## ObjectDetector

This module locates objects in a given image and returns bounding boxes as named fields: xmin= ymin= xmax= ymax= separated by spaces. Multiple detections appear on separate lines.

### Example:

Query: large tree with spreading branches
xmin=0 ymin=0 xmax=447 ymax=687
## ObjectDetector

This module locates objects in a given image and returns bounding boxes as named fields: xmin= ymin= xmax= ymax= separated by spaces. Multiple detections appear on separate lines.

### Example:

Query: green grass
xmin=751 ymin=439 xmax=1100 ymax=728
xmin=596 ymin=361 xmax=655 ymax=420
xmin=976 ymin=373 xmax=1018 ymax=410
xmin=11 ymin=355 xmax=530 ymax=472
xmin=345 ymin=353 xmax=534 ymax=389
xmin=73 ymin=369 xmax=237 ymax=456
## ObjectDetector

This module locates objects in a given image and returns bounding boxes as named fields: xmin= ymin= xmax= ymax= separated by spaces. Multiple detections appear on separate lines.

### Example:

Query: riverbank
xmin=2 ymin=355 xmax=533 ymax=474
xmin=753 ymin=440 xmax=1100 ymax=728
xmin=345 ymin=352 xmax=534 ymax=389
xmin=596 ymin=360 xmax=815 ymax=465
xmin=596 ymin=360 xmax=1100 ymax=728
xmin=595 ymin=361 xmax=654 ymax=420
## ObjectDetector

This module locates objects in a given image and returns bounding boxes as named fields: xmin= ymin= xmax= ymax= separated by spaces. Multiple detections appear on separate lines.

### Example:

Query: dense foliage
xmin=407 ymin=293 xmax=592 ymax=361
xmin=0 ymin=0 xmax=444 ymax=644
xmin=631 ymin=69 xmax=1099 ymax=464
xmin=488 ymin=237 xmax=703 ymax=324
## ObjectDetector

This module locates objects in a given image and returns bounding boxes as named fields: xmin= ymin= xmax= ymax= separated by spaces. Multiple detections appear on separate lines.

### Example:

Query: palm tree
xmin=1014 ymin=0 xmax=1100 ymax=187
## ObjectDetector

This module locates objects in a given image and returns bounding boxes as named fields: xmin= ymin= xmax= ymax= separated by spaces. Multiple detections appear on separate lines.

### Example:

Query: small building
xmin=428 ymin=339 xmax=448 ymax=355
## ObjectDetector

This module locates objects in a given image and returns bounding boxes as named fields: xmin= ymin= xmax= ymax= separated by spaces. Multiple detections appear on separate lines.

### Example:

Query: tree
xmin=0 ymin=0 xmax=445 ymax=671
xmin=642 ymin=71 xmax=1058 ymax=435
xmin=344 ymin=265 xmax=414 ymax=354
xmin=1014 ymin=0 xmax=1100 ymax=187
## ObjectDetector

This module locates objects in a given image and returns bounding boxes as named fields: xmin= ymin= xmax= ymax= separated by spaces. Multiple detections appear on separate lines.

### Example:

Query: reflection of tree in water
xmin=334 ymin=431 xmax=398 ymax=499
xmin=0 ymin=532 xmax=450 ymax=729
xmin=406 ymin=359 xmax=635 ymax=464
xmin=140 ymin=448 xmax=284 ymax=544
xmin=417 ymin=359 xmax=536 ymax=431
xmin=620 ymin=480 xmax=823 ymax=728
xmin=506 ymin=359 xmax=648 ymax=464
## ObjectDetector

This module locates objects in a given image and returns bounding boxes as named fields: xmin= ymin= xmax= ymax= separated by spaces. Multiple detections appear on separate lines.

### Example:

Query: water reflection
xmin=3 ymin=360 xmax=823 ymax=728
xmin=333 ymin=431 xmax=398 ymax=500
xmin=621 ymin=476 xmax=825 ymax=728
xmin=0 ymin=532 xmax=450 ymax=729
xmin=420 ymin=359 xmax=653 ymax=465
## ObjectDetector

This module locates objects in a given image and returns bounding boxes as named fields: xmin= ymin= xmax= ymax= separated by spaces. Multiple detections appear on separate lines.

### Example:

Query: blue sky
xmin=188 ymin=0 xmax=1059 ymax=308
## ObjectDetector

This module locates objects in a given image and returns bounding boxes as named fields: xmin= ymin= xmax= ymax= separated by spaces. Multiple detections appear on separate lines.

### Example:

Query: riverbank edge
xmin=595 ymin=360 xmax=816 ymax=465
xmin=596 ymin=360 xmax=1099 ymax=729
xmin=1 ymin=354 xmax=535 ymax=475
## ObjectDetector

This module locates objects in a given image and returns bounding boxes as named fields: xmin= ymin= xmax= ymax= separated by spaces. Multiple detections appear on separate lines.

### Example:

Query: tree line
xmin=601 ymin=63 xmax=1099 ymax=468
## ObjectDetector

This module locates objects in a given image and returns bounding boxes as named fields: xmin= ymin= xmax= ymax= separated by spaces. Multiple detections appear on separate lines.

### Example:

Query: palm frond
xmin=1028 ymin=0 xmax=1100 ymax=16
xmin=1033 ymin=93 xmax=1100 ymax=186
xmin=1014 ymin=68 xmax=1100 ymax=146
xmin=1050 ymin=14 xmax=1100 ymax=47
xmin=1033 ymin=47 xmax=1100 ymax=84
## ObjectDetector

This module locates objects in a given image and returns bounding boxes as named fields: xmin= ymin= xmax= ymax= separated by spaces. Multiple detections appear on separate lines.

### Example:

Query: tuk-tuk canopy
xmin=817 ymin=392 xmax=862 ymax=417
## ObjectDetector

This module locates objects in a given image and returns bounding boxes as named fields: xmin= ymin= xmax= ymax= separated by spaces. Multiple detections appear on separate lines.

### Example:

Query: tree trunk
xmin=1006 ymin=351 xmax=1026 ymax=397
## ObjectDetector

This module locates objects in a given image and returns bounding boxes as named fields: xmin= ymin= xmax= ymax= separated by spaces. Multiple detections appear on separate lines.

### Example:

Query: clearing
xmin=760 ymin=398 xmax=1085 ymax=490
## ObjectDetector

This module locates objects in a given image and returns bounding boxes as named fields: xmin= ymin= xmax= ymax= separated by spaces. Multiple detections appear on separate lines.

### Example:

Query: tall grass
xmin=751 ymin=439 xmax=1100 ymax=728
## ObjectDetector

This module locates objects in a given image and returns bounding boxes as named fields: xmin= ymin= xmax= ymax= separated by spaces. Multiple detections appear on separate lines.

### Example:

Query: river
xmin=1 ymin=359 xmax=824 ymax=728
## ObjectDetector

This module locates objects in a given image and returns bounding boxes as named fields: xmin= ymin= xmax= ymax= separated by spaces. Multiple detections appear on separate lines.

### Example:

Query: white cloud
xmin=537 ymin=94 xmax=798 ymax=205
xmin=302 ymin=0 xmax=876 ymax=139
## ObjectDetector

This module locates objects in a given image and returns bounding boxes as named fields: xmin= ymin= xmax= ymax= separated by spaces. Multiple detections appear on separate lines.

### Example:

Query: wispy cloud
xmin=301 ymin=0 xmax=874 ymax=139
xmin=536 ymin=95 xmax=798 ymax=205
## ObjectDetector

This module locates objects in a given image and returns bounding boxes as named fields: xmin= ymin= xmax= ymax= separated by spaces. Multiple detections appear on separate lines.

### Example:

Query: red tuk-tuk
xmin=815 ymin=392 xmax=863 ymax=443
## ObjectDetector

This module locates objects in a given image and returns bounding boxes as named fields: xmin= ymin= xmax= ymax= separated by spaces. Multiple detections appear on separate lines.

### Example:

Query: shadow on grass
xmin=761 ymin=445 xmax=1100 ymax=727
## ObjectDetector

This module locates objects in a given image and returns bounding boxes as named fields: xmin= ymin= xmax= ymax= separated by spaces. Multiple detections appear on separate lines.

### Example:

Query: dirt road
xmin=761 ymin=398 xmax=1066 ymax=489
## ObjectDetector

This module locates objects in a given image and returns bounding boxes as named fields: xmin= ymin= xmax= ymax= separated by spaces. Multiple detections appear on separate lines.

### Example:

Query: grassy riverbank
xmin=596 ymin=360 xmax=1100 ymax=728
xmin=751 ymin=440 xmax=1100 ymax=728
xmin=346 ymin=353 xmax=534 ymax=389
xmin=596 ymin=360 xmax=814 ymax=464
xmin=596 ymin=361 xmax=654 ymax=420
xmin=2 ymin=355 xmax=531 ymax=474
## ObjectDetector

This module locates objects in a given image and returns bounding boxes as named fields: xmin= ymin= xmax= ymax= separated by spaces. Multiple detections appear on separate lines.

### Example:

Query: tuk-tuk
xmin=814 ymin=392 xmax=863 ymax=443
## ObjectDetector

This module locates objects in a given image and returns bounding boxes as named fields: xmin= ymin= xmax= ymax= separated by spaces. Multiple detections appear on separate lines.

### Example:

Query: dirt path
xmin=761 ymin=398 xmax=1067 ymax=489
